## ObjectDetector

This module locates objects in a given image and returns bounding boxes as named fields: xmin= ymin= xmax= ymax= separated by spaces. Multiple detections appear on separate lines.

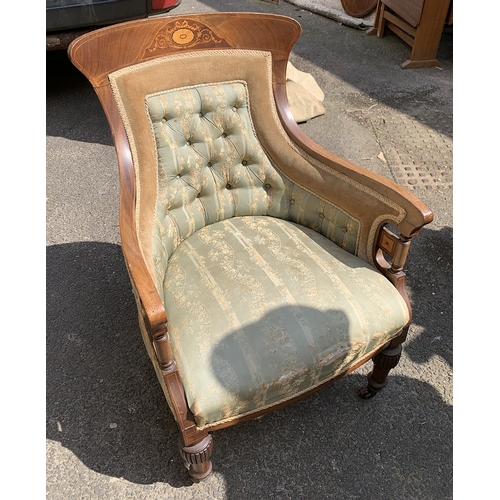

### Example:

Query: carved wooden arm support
xmin=375 ymin=225 xmax=413 ymax=320
xmin=130 ymin=266 xmax=205 ymax=445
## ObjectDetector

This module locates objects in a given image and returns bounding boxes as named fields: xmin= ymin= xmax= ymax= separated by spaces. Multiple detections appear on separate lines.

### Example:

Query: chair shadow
xmin=403 ymin=225 xmax=453 ymax=369
xmin=212 ymin=372 xmax=452 ymax=499
xmin=46 ymin=241 xmax=192 ymax=487
xmin=47 ymin=235 xmax=452 ymax=497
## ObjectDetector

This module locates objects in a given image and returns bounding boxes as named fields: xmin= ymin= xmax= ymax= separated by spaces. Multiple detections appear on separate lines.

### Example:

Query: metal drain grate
xmin=391 ymin=162 xmax=452 ymax=190
xmin=370 ymin=107 xmax=452 ymax=191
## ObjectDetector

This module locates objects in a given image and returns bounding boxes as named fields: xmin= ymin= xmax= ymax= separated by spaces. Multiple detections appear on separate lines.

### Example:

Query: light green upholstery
xmin=164 ymin=216 xmax=409 ymax=427
xmin=146 ymin=82 xmax=409 ymax=428
xmin=148 ymin=82 xmax=359 ymax=301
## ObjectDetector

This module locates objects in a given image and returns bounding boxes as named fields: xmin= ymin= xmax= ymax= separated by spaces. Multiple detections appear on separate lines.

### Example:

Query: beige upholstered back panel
xmin=109 ymin=50 xmax=284 ymax=277
xmin=108 ymin=49 xmax=405 ymax=285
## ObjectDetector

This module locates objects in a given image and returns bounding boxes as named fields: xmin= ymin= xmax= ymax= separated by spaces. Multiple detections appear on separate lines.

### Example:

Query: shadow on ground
xmin=47 ymin=241 xmax=188 ymax=487
xmin=404 ymin=225 xmax=453 ymax=368
xmin=46 ymin=239 xmax=452 ymax=497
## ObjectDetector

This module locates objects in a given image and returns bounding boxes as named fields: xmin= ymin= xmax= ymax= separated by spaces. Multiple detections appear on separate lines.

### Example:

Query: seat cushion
xmin=163 ymin=216 xmax=409 ymax=428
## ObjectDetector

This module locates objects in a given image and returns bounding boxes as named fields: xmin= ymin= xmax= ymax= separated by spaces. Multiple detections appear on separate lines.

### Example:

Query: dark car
xmin=46 ymin=0 xmax=181 ymax=50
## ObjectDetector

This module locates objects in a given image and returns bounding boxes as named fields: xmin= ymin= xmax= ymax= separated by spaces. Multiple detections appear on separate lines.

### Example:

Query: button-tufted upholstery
xmin=148 ymin=82 xmax=290 ymax=277
xmin=145 ymin=81 xmax=408 ymax=427
xmin=148 ymin=81 xmax=361 ymax=302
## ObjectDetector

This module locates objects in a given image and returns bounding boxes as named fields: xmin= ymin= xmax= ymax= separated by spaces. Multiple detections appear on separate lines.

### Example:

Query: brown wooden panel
xmin=446 ymin=2 xmax=453 ymax=24
xmin=69 ymin=13 xmax=302 ymax=87
xmin=382 ymin=0 xmax=424 ymax=27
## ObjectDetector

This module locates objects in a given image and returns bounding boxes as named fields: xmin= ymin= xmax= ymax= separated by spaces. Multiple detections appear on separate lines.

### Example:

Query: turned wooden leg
xmin=366 ymin=1 xmax=386 ymax=37
xmin=358 ymin=344 xmax=402 ymax=399
xmin=178 ymin=434 xmax=213 ymax=481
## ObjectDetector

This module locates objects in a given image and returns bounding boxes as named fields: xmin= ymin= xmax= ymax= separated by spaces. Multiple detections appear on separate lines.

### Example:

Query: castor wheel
xmin=358 ymin=385 xmax=378 ymax=399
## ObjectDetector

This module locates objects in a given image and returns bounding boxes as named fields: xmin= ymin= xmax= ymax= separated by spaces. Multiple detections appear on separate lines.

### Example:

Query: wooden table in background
xmin=367 ymin=0 xmax=453 ymax=68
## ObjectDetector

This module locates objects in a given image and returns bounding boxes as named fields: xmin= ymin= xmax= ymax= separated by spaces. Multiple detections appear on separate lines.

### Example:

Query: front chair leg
xmin=358 ymin=344 xmax=402 ymax=399
xmin=178 ymin=434 xmax=213 ymax=481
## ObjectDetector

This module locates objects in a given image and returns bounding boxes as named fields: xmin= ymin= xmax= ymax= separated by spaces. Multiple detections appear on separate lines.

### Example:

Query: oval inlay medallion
xmin=172 ymin=28 xmax=195 ymax=45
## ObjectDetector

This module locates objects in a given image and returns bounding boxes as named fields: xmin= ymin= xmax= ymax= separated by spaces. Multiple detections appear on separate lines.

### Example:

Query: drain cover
xmin=370 ymin=107 xmax=452 ymax=191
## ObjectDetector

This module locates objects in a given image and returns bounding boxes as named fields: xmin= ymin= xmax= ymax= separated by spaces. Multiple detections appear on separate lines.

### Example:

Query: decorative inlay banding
xmin=146 ymin=20 xmax=229 ymax=54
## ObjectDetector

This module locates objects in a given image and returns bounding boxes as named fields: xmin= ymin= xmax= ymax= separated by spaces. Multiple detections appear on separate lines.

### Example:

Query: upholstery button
xmin=221 ymin=133 xmax=227 ymax=138
xmin=207 ymin=162 xmax=212 ymax=168
xmin=232 ymin=106 xmax=237 ymax=112
xmin=290 ymin=199 xmax=295 ymax=205
xmin=318 ymin=213 xmax=324 ymax=218
xmin=342 ymin=227 xmax=348 ymax=233
xmin=242 ymin=160 xmax=248 ymax=166
xmin=176 ymin=175 xmax=181 ymax=179
xmin=186 ymin=139 xmax=192 ymax=146
xmin=226 ymin=183 xmax=232 ymax=189
xmin=265 ymin=183 xmax=271 ymax=189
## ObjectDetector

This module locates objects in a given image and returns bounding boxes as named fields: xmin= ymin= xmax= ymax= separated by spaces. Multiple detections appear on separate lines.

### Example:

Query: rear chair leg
xmin=358 ymin=344 xmax=402 ymax=399
xmin=178 ymin=434 xmax=213 ymax=481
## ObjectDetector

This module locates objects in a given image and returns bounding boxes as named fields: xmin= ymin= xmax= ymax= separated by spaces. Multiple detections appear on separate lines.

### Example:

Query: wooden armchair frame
xmin=68 ymin=12 xmax=433 ymax=480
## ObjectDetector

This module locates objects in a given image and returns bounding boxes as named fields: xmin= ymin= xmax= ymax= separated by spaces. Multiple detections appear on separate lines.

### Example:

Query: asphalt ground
xmin=44 ymin=0 xmax=457 ymax=498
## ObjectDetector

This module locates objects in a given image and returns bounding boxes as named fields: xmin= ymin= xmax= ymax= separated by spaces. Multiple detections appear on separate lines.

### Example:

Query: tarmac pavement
xmin=46 ymin=0 xmax=453 ymax=498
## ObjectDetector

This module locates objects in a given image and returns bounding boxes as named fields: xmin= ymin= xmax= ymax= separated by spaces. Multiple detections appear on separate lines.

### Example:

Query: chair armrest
xmin=95 ymin=84 xmax=175 ymax=373
xmin=271 ymin=81 xmax=433 ymax=267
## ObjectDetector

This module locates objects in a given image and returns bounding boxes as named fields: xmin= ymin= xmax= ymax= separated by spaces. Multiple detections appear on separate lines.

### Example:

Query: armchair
xmin=68 ymin=12 xmax=433 ymax=481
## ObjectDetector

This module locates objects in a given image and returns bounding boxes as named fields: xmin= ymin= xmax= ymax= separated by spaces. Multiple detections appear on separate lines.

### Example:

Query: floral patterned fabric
xmin=164 ymin=216 xmax=409 ymax=427
xmin=146 ymin=82 xmax=408 ymax=427
xmin=148 ymin=82 xmax=359 ymax=301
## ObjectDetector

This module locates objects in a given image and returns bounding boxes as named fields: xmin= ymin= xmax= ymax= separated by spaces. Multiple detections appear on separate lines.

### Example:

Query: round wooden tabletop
xmin=340 ymin=0 xmax=377 ymax=18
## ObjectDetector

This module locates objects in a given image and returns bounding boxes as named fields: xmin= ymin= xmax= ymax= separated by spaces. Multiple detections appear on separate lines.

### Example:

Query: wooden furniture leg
xmin=401 ymin=0 xmax=451 ymax=69
xmin=366 ymin=0 xmax=385 ymax=37
xmin=358 ymin=327 xmax=406 ymax=399
xmin=178 ymin=434 xmax=213 ymax=481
